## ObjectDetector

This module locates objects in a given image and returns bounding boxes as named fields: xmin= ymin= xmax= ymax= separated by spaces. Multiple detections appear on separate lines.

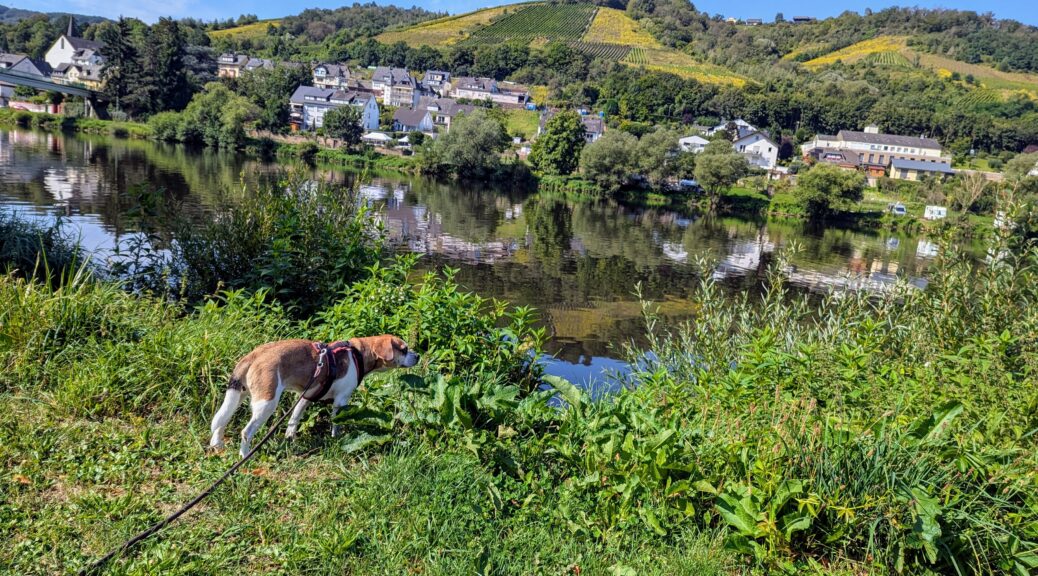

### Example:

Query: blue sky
xmin=18 ymin=0 xmax=1038 ymax=26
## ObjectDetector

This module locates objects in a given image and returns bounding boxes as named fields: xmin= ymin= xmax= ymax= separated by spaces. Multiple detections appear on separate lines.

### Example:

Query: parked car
xmin=887 ymin=202 xmax=907 ymax=216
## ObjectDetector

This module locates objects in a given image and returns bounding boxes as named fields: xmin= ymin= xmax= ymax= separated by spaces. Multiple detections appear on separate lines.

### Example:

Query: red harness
xmin=305 ymin=341 xmax=365 ymax=401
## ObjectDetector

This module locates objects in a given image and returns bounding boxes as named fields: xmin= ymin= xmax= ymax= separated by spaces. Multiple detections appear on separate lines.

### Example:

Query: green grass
xmin=462 ymin=3 xmax=597 ymax=47
xmin=502 ymin=108 xmax=539 ymax=139
xmin=2 ymin=204 xmax=1036 ymax=575
xmin=0 ymin=108 xmax=153 ymax=139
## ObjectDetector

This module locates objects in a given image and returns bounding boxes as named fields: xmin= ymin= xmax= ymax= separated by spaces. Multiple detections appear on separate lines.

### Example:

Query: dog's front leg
xmin=285 ymin=397 xmax=311 ymax=440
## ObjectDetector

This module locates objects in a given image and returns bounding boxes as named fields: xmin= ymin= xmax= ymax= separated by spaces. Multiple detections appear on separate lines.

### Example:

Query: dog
xmin=209 ymin=335 xmax=419 ymax=457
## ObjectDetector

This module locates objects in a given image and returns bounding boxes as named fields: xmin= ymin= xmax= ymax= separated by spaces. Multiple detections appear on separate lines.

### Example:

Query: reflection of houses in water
xmin=375 ymin=182 xmax=525 ymax=264
xmin=661 ymin=241 xmax=688 ymax=263
xmin=916 ymin=239 xmax=939 ymax=258
xmin=782 ymin=264 xmax=928 ymax=294
xmin=42 ymin=166 xmax=101 ymax=203
xmin=711 ymin=235 xmax=776 ymax=280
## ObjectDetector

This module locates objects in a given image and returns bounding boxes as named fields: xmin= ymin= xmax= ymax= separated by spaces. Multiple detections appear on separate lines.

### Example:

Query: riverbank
xmin=2 ymin=207 xmax=1035 ymax=574
xmin=0 ymin=107 xmax=152 ymax=139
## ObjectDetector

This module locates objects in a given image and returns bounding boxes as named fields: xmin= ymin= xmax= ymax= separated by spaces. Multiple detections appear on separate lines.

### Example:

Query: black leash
xmin=78 ymin=347 xmax=332 ymax=575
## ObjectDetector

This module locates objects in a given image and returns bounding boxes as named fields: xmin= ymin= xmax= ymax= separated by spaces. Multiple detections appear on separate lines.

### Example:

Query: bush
xmin=148 ymin=111 xmax=183 ymax=141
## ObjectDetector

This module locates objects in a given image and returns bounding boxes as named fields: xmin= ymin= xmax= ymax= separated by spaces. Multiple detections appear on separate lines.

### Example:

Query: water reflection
xmin=1 ymin=128 xmax=959 ymax=380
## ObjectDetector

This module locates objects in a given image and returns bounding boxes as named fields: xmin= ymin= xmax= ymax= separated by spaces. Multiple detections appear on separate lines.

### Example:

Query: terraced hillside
xmin=462 ymin=3 xmax=596 ymax=46
xmin=801 ymin=35 xmax=1038 ymax=98
xmin=377 ymin=2 xmax=746 ymax=86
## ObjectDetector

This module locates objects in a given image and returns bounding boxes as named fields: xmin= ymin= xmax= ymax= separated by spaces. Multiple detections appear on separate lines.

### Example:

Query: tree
xmin=235 ymin=65 xmax=311 ymax=131
xmin=143 ymin=18 xmax=191 ymax=112
xmin=323 ymin=106 xmax=363 ymax=149
xmin=530 ymin=111 xmax=586 ymax=176
xmin=179 ymin=82 xmax=259 ymax=148
xmin=636 ymin=128 xmax=682 ymax=188
xmin=775 ymin=12 xmax=785 ymax=23
xmin=694 ymin=151 xmax=750 ymax=210
xmin=417 ymin=109 xmax=510 ymax=179
xmin=950 ymin=172 xmax=988 ymax=214
xmin=99 ymin=18 xmax=141 ymax=115
xmin=580 ymin=130 xmax=638 ymax=193
xmin=794 ymin=164 xmax=866 ymax=218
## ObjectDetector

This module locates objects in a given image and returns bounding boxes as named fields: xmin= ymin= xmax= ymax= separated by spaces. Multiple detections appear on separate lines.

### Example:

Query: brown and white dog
xmin=209 ymin=335 xmax=419 ymax=457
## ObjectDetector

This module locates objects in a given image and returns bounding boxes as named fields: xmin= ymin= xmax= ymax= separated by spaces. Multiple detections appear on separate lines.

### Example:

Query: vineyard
xmin=376 ymin=5 xmax=515 ymax=47
xmin=862 ymin=50 xmax=912 ymax=67
xmin=208 ymin=20 xmax=280 ymax=41
xmin=582 ymin=7 xmax=660 ymax=48
xmin=462 ymin=3 xmax=597 ymax=46
xmin=802 ymin=36 xmax=908 ymax=69
xmin=623 ymin=48 xmax=748 ymax=86
xmin=568 ymin=41 xmax=631 ymax=61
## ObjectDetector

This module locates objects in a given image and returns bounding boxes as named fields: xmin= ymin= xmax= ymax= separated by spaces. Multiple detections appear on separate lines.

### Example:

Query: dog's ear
xmin=373 ymin=336 xmax=396 ymax=365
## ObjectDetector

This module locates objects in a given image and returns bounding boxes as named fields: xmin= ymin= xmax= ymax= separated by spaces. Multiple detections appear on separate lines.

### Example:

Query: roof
xmin=836 ymin=130 xmax=941 ymax=150
xmin=362 ymin=132 xmax=393 ymax=142
xmin=423 ymin=70 xmax=450 ymax=79
xmin=418 ymin=96 xmax=475 ymax=117
xmin=581 ymin=115 xmax=604 ymax=135
xmin=291 ymin=85 xmax=372 ymax=107
xmin=817 ymin=149 xmax=860 ymax=166
xmin=218 ymin=53 xmax=249 ymax=66
xmin=315 ymin=63 xmax=349 ymax=77
xmin=890 ymin=158 xmax=955 ymax=174
xmin=679 ymin=135 xmax=710 ymax=145
xmin=65 ymin=35 xmax=103 ymax=52
xmin=452 ymin=77 xmax=495 ymax=92
xmin=0 ymin=53 xmax=25 ymax=67
xmin=245 ymin=58 xmax=273 ymax=71
xmin=733 ymin=130 xmax=777 ymax=146
xmin=393 ymin=107 xmax=431 ymax=127
xmin=372 ymin=67 xmax=414 ymax=87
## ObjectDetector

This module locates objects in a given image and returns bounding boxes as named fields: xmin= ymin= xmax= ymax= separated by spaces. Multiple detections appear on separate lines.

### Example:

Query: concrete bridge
xmin=0 ymin=67 xmax=109 ymax=119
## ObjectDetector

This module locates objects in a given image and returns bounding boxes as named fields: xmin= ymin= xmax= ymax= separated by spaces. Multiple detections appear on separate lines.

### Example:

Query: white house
xmin=392 ymin=107 xmax=433 ymax=133
xmin=313 ymin=63 xmax=350 ymax=90
xmin=289 ymin=86 xmax=379 ymax=131
xmin=706 ymin=119 xmax=755 ymax=139
xmin=45 ymin=18 xmax=104 ymax=70
xmin=924 ymin=206 xmax=948 ymax=220
xmin=1028 ymin=159 xmax=1038 ymax=177
xmin=421 ymin=70 xmax=451 ymax=96
xmin=450 ymin=77 xmax=528 ymax=108
xmin=418 ymin=97 xmax=476 ymax=132
xmin=679 ymin=135 xmax=710 ymax=153
xmin=800 ymin=125 xmax=949 ymax=167
xmin=371 ymin=67 xmax=418 ymax=108
xmin=734 ymin=131 xmax=779 ymax=169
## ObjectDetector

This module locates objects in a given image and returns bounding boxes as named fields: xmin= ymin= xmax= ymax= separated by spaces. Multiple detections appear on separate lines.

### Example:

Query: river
xmin=0 ymin=128 xmax=948 ymax=384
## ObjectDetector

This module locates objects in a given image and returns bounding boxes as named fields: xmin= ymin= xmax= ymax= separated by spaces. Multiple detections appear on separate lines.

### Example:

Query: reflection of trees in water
xmin=404 ymin=178 xmax=532 ymax=243
xmin=527 ymin=196 xmax=571 ymax=265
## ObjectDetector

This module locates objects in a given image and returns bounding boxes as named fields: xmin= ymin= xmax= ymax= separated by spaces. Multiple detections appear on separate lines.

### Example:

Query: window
xmin=868 ymin=154 xmax=875 ymax=163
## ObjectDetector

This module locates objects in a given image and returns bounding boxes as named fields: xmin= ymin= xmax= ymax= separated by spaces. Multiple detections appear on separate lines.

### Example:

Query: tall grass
xmin=0 ymin=199 xmax=1035 ymax=573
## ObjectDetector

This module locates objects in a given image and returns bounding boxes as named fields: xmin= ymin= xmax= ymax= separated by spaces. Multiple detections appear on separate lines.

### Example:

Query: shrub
xmin=148 ymin=111 xmax=183 ymax=141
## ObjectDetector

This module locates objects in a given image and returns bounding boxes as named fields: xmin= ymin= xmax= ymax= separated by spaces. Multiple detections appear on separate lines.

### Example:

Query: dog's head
xmin=359 ymin=334 xmax=420 ymax=371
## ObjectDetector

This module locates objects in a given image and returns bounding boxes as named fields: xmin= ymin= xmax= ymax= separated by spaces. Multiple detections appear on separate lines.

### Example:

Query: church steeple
xmin=66 ymin=15 xmax=75 ymax=37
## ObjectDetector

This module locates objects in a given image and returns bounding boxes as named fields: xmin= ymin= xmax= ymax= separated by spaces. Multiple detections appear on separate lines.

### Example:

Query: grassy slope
xmin=802 ymin=35 xmax=1038 ymax=98
xmin=208 ymin=20 xmax=281 ymax=41
xmin=377 ymin=2 xmax=746 ymax=86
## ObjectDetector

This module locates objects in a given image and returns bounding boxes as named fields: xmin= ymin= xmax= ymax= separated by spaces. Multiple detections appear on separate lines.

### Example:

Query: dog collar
xmin=305 ymin=341 xmax=365 ymax=401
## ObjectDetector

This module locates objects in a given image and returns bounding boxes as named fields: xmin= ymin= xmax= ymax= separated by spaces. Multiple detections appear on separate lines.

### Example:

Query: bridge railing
xmin=0 ymin=67 xmax=94 ymax=93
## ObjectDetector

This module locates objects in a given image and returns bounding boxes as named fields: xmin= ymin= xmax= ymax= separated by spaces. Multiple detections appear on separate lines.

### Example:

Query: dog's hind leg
xmin=210 ymin=388 xmax=243 ymax=450
xmin=285 ymin=398 xmax=311 ymax=440
xmin=240 ymin=381 xmax=283 ymax=459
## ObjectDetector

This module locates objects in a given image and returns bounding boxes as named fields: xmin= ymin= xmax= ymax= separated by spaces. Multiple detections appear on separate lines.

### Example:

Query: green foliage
xmin=157 ymin=82 xmax=259 ymax=148
xmin=0 ymin=213 xmax=83 ymax=282
xmin=580 ymin=130 xmax=639 ymax=193
xmin=694 ymin=147 xmax=751 ymax=210
xmin=321 ymin=105 xmax=363 ymax=149
xmin=794 ymin=163 xmax=866 ymax=218
xmin=167 ymin=174 xmax=384 ymax=313
xmin=416 ymin=108 xmax=510 ymax=179
xmin=636 ymin=128 xmax=683 ymax=188
xmin=530 ymin=111 xmax=587 ymax=176
xmin=232 ymin=64 xmax=312 ymax=132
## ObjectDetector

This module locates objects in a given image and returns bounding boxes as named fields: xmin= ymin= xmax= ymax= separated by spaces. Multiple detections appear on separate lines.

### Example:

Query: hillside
xmin=800 ymin=35 xmax=1038 ymax=99
xmin=208 ymin=19 xmax=281 ymax=41
xmin=0 ymin=4 xmax=106 ymax=25
xmin=376 ymin=2 xmax=747 ymax=86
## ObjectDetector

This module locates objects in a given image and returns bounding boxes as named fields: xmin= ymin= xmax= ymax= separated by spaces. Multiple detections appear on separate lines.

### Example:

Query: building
xmin=1 ymin=53 xmax=52 ymax=103
xmin=392 ymin=108 xmax=434 ymax=132
xmin=244 ymin=57 xmax=274 ymax=73
xmin=50 ymin=62 xmax=103 ymax=89
xmin=217 ymin=53 xmax=249 ymax=78
xmin=289 ymin=86 xmax=379 ymax=131
xmin=792 ymin=16 xmax=817 ymax=23
xmin=801 ymin=126 xmax=950 ymax=167
xmin=44 ymin=17 xmax=104 ymax=70
xmin=890 ymin=158 xmax=955 ymax=181
xmin=371 ymin=67 xmax=418 ymax=108
xmin=421 ymin=70 xmax=451 ymax=96
xmin=537 ymin=111 xmax=606 ymax=143
xmin=810 ymin=148 xmax=860 ymax=170
xmin=450 ymin=77 xmax=529 ymax=108
xmin=313 ymin=63 xmax=350 ymax=90
xmin=705 ymin=119 xmax=756 ymax=139
xmin=679 ymin=135 xmax=710 ymax=153
xmin=746 ymin=19 xmax=763 ymax=26
xmin=734 ymin=131 xmax=779 ymax=169
xmin=417 ymin=97 xmax=476 ymax=131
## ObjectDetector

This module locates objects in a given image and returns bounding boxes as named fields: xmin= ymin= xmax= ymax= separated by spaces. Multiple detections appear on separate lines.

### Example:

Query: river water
xmin=0 ymin=128 xmax=948 ymax=384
